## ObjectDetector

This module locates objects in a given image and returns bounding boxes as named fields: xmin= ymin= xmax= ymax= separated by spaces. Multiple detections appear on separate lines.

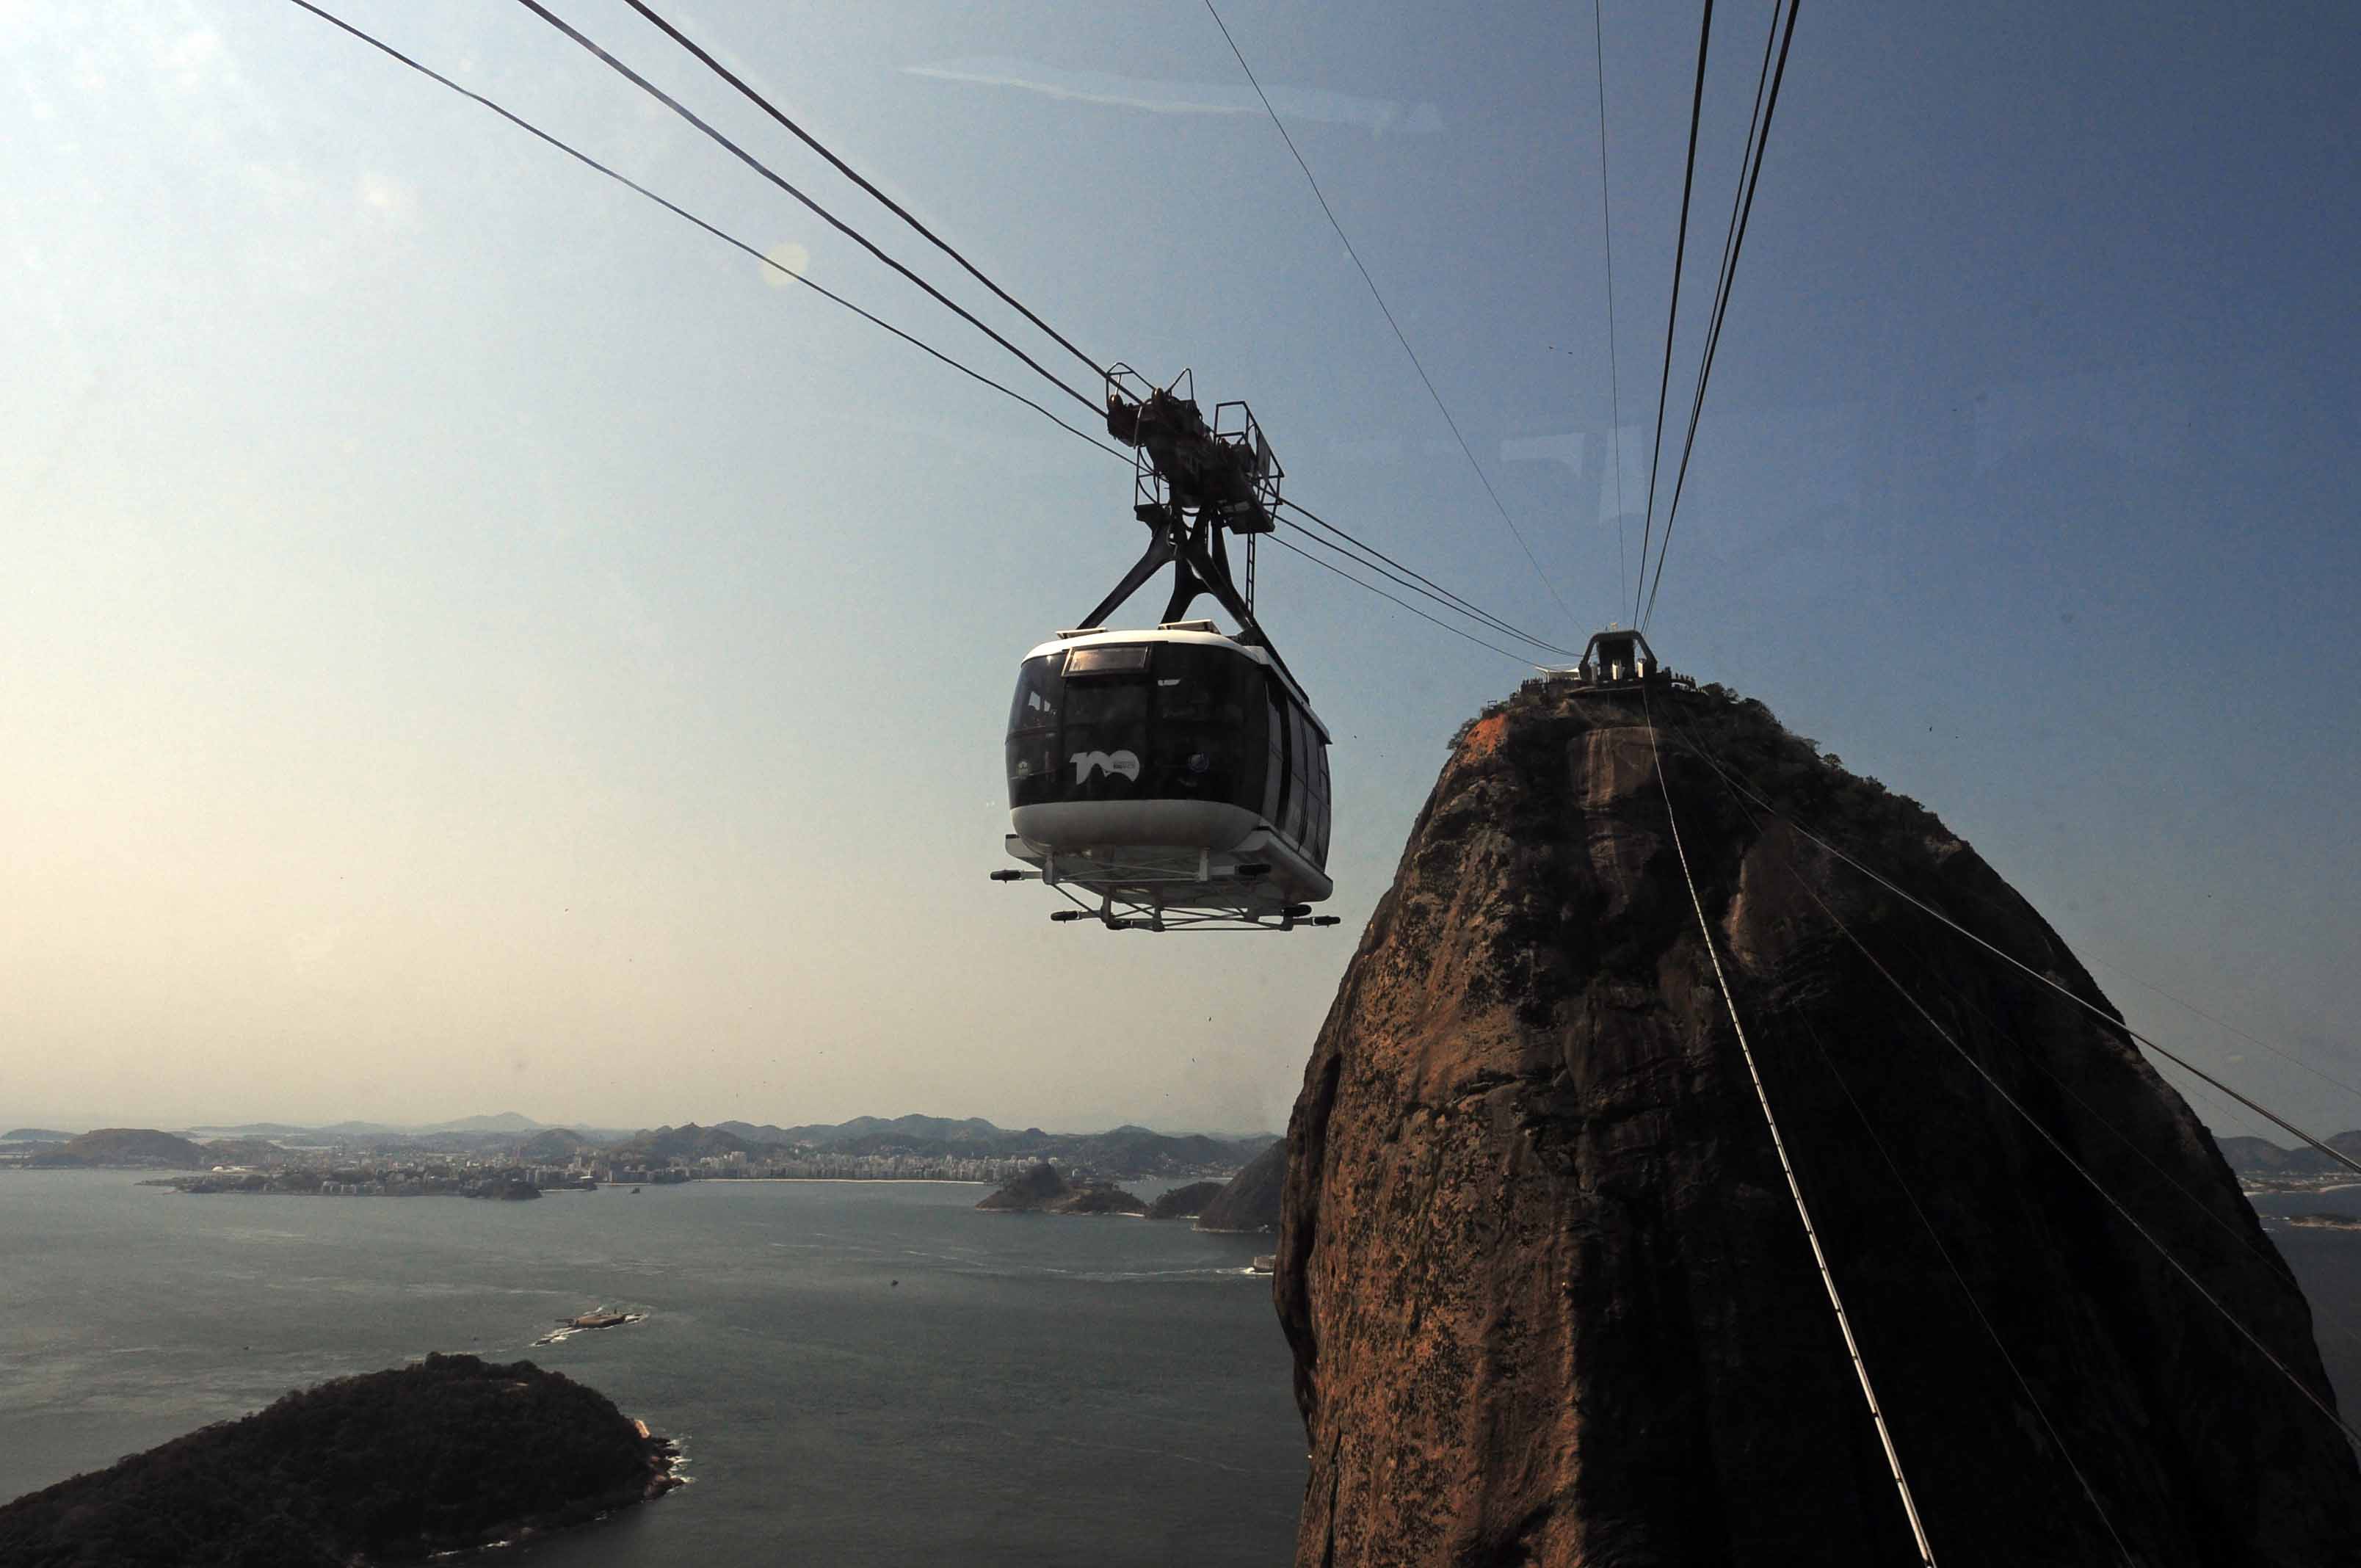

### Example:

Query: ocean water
xmin=11 ymin=1172 xmax=2361 ymax=1566
xmin=0 ymin=1172 xmax=1304 ymax=1565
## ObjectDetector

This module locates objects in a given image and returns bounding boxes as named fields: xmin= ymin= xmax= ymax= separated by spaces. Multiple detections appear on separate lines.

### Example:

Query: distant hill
xmin=976 ymin=1163 xmax=1070 ymax=1210
xmin=615 ymin=1124 xmax=755 ymax=1161
xmin=185 ymin=1122 xmax=316 ymax=1137
xmin=1063 ymin=1125 xmax=1247 ymax=1177
xmin=1059 ymin=1184 xmax=1149 ymax=1216
xmin=197 ymin=1137 xmax=286 ymax=1168
xmin=705 ymin=1114 xmax=1261 ymax=1177
xmin=1 ymin=1128 xmax=73 ymax=1143
xmin=28 ymin=1128 xmax=208 ymax=1169
xmin=0 ymin=1353 xmax=674 ymax=1564
xmin=430 ymin=1111 xmax=545 ymax=1133
xmin=722 ymin=1114 xmax=1026 ymax=1150
xmin=1196 ymin=1140 xmax=1284 ymax=1233
xmin=1147 ymin=1180 xmax=1225 ymax=1220
xmin=520 ymin=1128 xmax=593 ymax=1162
xmin=975 ymin=1162 xmax=1147 ymax=1216
xmin=2216 ymin=1133 xmax=2361 ymax=1175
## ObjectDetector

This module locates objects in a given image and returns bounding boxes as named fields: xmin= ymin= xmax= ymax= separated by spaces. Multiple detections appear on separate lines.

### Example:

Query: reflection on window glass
xmin=1006 ymin=644 xmax=1280 ymax=813
xmin=1264 ymin=698 xmax=1285 ymax=823
xmin=1007 ymin=656 xmax=1062 ymax=733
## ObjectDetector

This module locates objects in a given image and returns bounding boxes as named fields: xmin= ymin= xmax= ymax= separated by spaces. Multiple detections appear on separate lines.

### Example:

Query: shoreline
xmin=672 ymin=1177 xmax=993 ymax=1186
xmin=422 ymin=1428 xmax=684 ymax=1561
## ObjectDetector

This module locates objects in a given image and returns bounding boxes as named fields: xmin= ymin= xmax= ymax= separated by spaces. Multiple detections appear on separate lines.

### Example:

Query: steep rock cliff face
xmin=1277 ymin=683 xmax=2361 ymax=1567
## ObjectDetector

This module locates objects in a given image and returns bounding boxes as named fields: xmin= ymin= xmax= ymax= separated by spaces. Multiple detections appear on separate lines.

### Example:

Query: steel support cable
xmin=1589 ymin=0 xmax=1631 ymax=617
xmin=1672 ymin=719 xmax=2361 ymax=1380
xmin=1801 ymin=1020 xmax=2133 ymax=1565
xmin=1640 ymin=0 xmax=1788 ymax=631
xmin=1277 ymin=498 xmax=1579 ymax=656
xmin=1639 ymin=688 xmax=1940 ymax=1567
xmin=1691 ymin=749 xmax=2296 ymax=1288
xmin=1280 ymin=498 xmax=1576 ymax=654
xmin=1267 ymin=536 xmax=1539 ymax=667
xmin=1642 ymin=0 xmax=1799 ymax=633
xmin=1273 ymin=520 xmax=1567 ymax=659
xmin=1632 ymin=0 xmax=1716 ymax=627
xmin=617 ymin=0 xmax=1106 ymax=381
xmin=1645 ymin=0 xmax=1779 ymax=624
xmin=283 ymin=7 xmax=1569 ymax=678
xmin=1879 ymin=915 xmax=2325 ymax=1288
xmin=1664 ymin=725 xmax=2361 ymax=1180
xmin=2078 ymin=951 xmax=2361 ymax=1104
xmin=1760 ymin=835 xmax=2361 ymax=1453
xmin=1683 ymin=721 xmax=2361 ymax=1376
xmin=1203 ymin=0 xmax=1581 ymax=636
xmin=280 ymin=1 xmax=1126 ymax=460
xmin=510 ymin=0 xmax=1103 ymax=418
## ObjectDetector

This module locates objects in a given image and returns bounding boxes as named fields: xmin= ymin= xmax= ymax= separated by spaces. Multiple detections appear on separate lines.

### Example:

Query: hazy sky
xmin=4 ymin=0 xmax=2354 ymax=1139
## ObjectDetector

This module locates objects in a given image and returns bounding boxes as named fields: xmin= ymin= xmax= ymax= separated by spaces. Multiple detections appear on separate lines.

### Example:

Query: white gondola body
xmin=1003 ymin=626 xmax=1332 ymax=923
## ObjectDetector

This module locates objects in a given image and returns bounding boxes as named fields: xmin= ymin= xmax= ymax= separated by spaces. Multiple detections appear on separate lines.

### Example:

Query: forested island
xmin=0 ymin=1353 xmax=678 ymax=1566
xmin=976 ymin=1162 xmax=1147 ymax=1215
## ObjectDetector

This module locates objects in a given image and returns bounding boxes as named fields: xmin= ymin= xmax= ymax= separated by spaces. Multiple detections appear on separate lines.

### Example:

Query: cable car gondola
xmin=991 ymin=370 xmax=1341 ymax=932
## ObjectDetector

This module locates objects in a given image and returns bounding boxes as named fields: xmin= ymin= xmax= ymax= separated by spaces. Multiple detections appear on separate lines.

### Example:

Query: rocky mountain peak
xmin=1276 ymin=680 xmax=2361 ymax=1565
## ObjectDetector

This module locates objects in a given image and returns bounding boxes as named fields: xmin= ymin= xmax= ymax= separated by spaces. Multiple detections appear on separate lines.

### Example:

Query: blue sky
xmin=3 ymin=0 xmax=2354 ymax=1138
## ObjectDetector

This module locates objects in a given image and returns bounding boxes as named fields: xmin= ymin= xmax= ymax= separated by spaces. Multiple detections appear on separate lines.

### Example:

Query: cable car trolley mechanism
xmin=991 ymin=369 xmax=1339 ymax=932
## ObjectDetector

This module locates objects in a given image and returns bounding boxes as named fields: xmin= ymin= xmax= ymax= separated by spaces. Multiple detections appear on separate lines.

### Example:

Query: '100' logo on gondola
xmin=1070 ymin=750 xmax=1141 ymax=783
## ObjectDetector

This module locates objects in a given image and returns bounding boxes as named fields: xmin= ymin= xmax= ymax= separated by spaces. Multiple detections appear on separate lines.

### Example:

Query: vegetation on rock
xmin=0 ymin=1353 xmax=673 ymax=1567
xmin=975 ymin=1162 xmax=1146 ymax=1215
xmin=1147 ymin=1180 xmax=1225 ymax=1219
xmin=26 ymin=1128 xmax=209 ymax=1169
xmin=1194 ymin=1141 xmax=1284 ymax=1233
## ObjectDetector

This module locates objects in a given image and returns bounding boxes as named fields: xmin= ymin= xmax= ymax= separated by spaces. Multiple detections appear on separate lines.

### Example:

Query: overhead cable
xmin=1267 ymin=537 xmax=1539 ymax=667
xmin=1668 ymin=727 xmax=2361 ymax=1180
xmin=1203 ymin=0 xmax=1581 ymax=636
xmin=1639 ymin=686 xmax=1938 ymax=1567
xmin=1274 ymin=520 xmax=1568 ymax=659
xmin=1589 ymin=0 xmax=1631 ymax=619
xmin=1766 ymin=835 xmax=2361 ymax=1453
xmin=1642 ymin=0 xmax=1801 ymax=631
xmin=2080 ymin=951 xmax=2361 ymax=1105
xmin=1653 ymin=697 xmax=2361 ymax=1459
xmin=1801 ymin=1019 xmax=2132 ymax=1564
xmin=509 ymin=0 xmax=1103 ymax=418
xmin=1279 ymin=498 xmax=1579 ymax=657
xmin=1632 ymin=0 xmax=1716 ymax=626
xmin=284 ymin=4 xmax=1574 ymax=678
xmin=617 ymin=0 xmax=1106 ymax=380
xmin=280 ymin=0 xmax=1124 ymax=458
xmin=1688 ymin=738 xmax=2298 ymax=1290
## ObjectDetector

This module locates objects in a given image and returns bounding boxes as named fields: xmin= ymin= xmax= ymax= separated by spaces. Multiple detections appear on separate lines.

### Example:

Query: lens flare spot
xmin=761 ymin=241 xmax=809 ymax=287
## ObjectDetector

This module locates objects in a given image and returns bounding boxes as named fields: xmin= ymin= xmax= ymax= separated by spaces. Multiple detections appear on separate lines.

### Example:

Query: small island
xmin=536 ymin=1307 xmax=649 ymax=1346
xmin=976 ymin=1162 xmax=1147 ymax=1216
xmin=0 ymin=1352 xmax=678 ymax=1565
xmin=2282 ymin=1212 xmax=2361 ymax=1232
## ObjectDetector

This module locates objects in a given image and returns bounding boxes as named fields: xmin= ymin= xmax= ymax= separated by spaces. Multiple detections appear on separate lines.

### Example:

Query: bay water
xmin=11 ymin=1171 xmax=2361 ymax=1564
xmin=0 ymin=1170 xmax=1304 ymax=1564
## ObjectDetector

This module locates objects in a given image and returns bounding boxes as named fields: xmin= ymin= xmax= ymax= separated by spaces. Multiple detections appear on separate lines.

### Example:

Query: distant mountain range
xmin=614 ymin=1116 xmax=1274 ymax=1177
xmin=7 ymin=1113 xmax=1280 ymax=1180
xmin=2216 ymin=1133 xmax=2361 ymax=1175
xmin=184 ymin=1113 xmax=558 ymax=1139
